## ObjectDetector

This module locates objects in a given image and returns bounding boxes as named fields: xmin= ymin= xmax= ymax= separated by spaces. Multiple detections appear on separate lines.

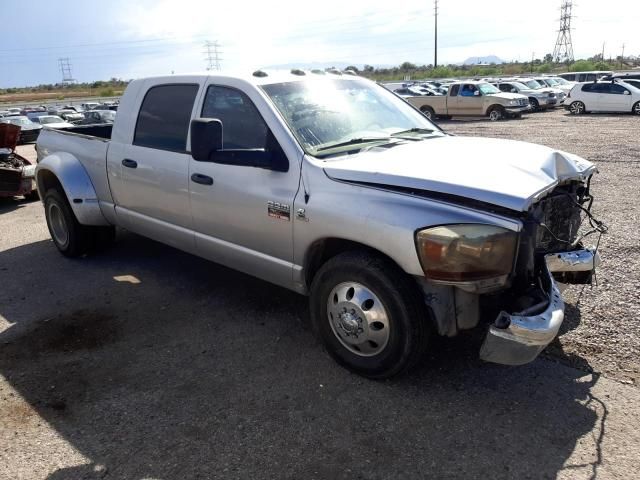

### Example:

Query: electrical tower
xmin=58 ymin=57 xmax=75 ymax=84
xmin=552 ymin=1 xmax=574 ymax=63
xmin=434 ymin=0 xmax=438 ymax=68
xmin=203 ymin=41 xmax=222 ymax=71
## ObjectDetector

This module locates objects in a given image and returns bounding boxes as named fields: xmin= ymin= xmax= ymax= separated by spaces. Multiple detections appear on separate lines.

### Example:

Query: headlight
xmin=415 ymin=224 xmax=518 ymax=284
xmin=509 ymin=100 xmax=518 ymax=106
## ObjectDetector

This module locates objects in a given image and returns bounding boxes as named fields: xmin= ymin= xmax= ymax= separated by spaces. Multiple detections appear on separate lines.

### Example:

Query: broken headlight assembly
xmin=415 ymin=224 xmax=518 ymax=293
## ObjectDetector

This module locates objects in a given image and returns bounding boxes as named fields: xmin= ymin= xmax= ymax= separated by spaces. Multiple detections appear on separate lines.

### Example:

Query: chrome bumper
xmin=479 ymin=248 xmax=597 ymax=366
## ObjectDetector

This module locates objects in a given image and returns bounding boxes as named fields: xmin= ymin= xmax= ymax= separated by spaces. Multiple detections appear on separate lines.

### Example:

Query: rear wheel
xmin=310 ymin=251 xmax=429 ymax=379
xmin=633 ymin=102 xmax=640 ymax=115
xmin=488 ymin=106 xmax=505 ymax=121
xmin=44 ymin=188 xmax=114 ymax=257
xmin=569 ymin=101 xmax=586 ymax=115
xmin=420 ymin=105 xmax=436 ymax=120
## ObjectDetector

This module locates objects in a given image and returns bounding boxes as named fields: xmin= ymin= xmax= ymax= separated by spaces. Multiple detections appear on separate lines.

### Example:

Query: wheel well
xmin=37 ymin=170 xmax=64 ymax=198
xmin=420 ymin=105 xmax=434 ymax=112
xmin=304 ymin=238 xmax=404 ymax=289
xmin=487 ymin=104 xmax=504 ymax=114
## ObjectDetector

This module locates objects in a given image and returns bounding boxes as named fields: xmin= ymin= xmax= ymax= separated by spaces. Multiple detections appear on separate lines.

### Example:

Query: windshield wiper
xmin=315 ymin=137 xmax=392 ymax=153
xmin=390 ymin=127 xmax=435 ymax=137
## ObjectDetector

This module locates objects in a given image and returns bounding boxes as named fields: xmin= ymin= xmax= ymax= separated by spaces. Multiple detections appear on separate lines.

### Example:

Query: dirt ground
xmin=1 ymin=108 xmax=640 ymax=479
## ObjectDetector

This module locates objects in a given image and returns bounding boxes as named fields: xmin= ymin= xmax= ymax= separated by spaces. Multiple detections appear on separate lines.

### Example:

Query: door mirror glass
xmin=624 ymin=90 xmax=631 ymax=95
xmin=191 ymin=118 xmax=222 ymax=161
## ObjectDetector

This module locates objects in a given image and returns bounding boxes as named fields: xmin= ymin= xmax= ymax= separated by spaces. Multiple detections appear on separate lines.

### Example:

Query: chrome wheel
xmin=327 ymin=282 xmax=390 ymax=357
xmin=633 ymin=102 xmax=640 ymax=115
xmin=489 ymin=109 xmax=502 ymax=121
xmin=420 ymin=107 xmax=433 ymax=119
xmin=570 ymin=101 xmax=585 ymax=115
xmin=47 ymin=202 xmax=69 ymax=248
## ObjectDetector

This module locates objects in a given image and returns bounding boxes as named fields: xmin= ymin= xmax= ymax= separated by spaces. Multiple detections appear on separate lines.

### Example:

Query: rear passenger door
xmin=107 ymin=82 xmax=201 ymax=251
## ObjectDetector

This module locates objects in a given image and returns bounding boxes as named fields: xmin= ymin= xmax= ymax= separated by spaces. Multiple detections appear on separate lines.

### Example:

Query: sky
xmin=0 ymin=0 xmax=636 ymax=87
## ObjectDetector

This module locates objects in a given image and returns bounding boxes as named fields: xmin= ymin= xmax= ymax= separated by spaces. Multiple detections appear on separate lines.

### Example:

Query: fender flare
xmin=35 ymin=152 xmax=110 ymax=226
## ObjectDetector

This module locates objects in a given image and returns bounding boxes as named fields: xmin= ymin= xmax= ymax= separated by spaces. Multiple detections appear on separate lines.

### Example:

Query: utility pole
xmin=620 ymin=44 xmax=625 ymax=68
xmin=531 ymin=52 xmax=535 ymax=73
xmin=58 ymin=57 xmax=75 ymax=85
xmin=203 ymin=40 xmax=222 ymax=71
xmin=434 ymin=0 xmax=438 ymax=68
xmin=601 ymin=42 xmax=605 ymax=62
xmin=552 ymin=1 xmax=574 ymax=63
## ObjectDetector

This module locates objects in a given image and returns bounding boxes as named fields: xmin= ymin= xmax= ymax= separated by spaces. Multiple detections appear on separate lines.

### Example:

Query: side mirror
xmin=473 ymin=90 xmax=481 ymax=96
xmin=624 ymin=90 xmax=631 ymax=95
xmin=191 ymin=118 xmax=222 ymax=162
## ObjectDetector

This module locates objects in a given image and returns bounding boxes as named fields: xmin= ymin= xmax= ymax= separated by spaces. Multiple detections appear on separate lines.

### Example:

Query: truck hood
xmin=322 ymin=136 xmax=596 ymax=212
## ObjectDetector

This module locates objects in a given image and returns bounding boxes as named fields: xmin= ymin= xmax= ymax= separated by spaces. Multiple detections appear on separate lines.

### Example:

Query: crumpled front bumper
xmin=479 ymin=248 xmax=598 ymax=366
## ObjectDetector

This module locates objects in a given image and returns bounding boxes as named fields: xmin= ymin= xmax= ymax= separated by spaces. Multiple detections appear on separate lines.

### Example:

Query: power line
xmin=203 ymin=40 xmax=222 ymax=71
xmin=434 ymin=0 xmax=438 ymax=68
xmin=553 ymin=0 xmax=574 ymax=63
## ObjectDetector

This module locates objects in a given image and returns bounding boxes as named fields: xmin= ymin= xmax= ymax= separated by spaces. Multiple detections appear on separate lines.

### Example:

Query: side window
xmin=586 ymin=74 xmax=597 ymax=82
xmin=134 ymin=84 xmax=199 ymax=152
xmin=581 ymin=83 xmax=595 ymax=92
xmin=498 ymin=84 xmax=510 ymax=92
xmin=201 ymin=86 xmax=268 ymax=149
xmin=578 ymin=74 xmax=586 ymax=82
xmin=449 ymin=84 xmax=460 ymax=96
xmin=595 ymin=83 xmax=611 ymax=94
xmin=460 ymin=84 xmax=477 ymax=96
xmin=610 ymin=84 xmax=628 ymax=95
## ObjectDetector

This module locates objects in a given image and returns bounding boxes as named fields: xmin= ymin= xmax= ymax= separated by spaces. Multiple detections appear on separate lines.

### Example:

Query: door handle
xmin=122 ymin=158 xmax=138 ymax=168
xmin=191 ymin=173 xmax=214 ymax=186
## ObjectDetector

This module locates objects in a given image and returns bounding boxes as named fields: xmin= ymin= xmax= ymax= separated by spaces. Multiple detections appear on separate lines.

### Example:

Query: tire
xmin=488 ymin=106 xmax=505 ymax=121
xmin=310 ymin=251 xmax=429 ymax=379
xmin=420 ymin=105 xmax=436 ymax=120
xmin=633 ymin=102 xmax=640 ymax=115
xmin=529 ymin=98 xmax=539 ymax=111
xmin=569 ymin=101 xmax=586 ymax=115
xmin=43 ymin=188 xmax=115 ymax=257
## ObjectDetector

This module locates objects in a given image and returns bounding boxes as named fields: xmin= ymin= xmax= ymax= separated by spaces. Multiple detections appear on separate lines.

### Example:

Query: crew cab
xmin=406 ymin=81 xmax=530 ymax=121
xmin=35 ymin=71 xmax=603 ymax=378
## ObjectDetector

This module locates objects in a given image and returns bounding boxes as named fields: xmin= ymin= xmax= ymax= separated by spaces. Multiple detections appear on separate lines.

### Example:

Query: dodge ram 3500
xmin=35 ymin=71 xmax=604 ymax=378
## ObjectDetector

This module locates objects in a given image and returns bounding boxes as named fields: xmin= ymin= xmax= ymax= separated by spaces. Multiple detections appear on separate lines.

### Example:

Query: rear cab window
xmin=134 ymin=84 xmax=199 ymax=152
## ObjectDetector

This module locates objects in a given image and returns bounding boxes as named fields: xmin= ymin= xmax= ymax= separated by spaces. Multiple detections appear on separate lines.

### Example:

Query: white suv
xmin=565 ymin=81 xmax=640 ymax=115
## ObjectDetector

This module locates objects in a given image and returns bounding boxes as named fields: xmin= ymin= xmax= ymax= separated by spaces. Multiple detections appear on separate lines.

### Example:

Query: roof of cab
xmin=132 ymin=69 xmax=364 ymax=87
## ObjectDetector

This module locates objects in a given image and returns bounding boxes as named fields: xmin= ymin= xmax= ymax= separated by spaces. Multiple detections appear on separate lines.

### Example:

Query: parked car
xmin=513 ymin=78 xmax=565 ymax=105
xmin=541 ymin=76 xmax=575 ymax=93
xmin=81 ymin=102 xmax=100 ymax=111
xmin=565 ymin=80 xmax=640 ymax=115
xmin=26 ymin=111 xmax=50 ymax=122
xmin=0 ymin=116 xmax=43 ymax=143
xmin=0 ymin=123 xmax=38 ymax=199
xmin=531 ymin=77 xmax=568 ymax=102
xmin=493 ymin=81 xmax=557 ymax=111
xmin=55 ymin=109 xmax=85 ymax=123
xmin=407 ymin=81 xmax=530 ymax=120
xmin=32 ymin=115 xmax=74 ymax=129
xmin=558 ymin=71 xmax=612 ymax=83
xmin=77 ymin=110 xmax=116 ymax=125
xmin=34 ymin=71 xmax=602 ymax=378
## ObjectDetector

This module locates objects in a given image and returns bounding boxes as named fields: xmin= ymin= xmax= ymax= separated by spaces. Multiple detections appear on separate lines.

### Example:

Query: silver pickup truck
xmin=35 ymin=71 xmax=603 ymax=378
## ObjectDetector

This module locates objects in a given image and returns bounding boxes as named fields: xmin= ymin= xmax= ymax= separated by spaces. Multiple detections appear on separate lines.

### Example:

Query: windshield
xmin=478 ymin=83 xmax=501 ymax=95
xmin=542 ymin=78 xmax=559 ymax=86
xmin=552 ymin=77 xmax=570 ymax=85
xmin=261 ymin=78 xmax=440 ymax=157
xmin=511 ymin=82 xmax=529 ymax=90
xmin=522 ymin=80 xmax=543 ymax=89
xmin=39 ymin=116 xmax=64 ymax=124
xmin=3 ymin=117 xmax=31 ymax=126
xmin=99 ymin=111 xmax=116 ymax=121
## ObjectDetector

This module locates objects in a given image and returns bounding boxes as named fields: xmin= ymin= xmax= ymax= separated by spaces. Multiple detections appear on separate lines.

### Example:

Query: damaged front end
xmin=0 ymin=123 xmax=37 ymax=198
xmin=479 ymin=177 xmax=606 ymax=365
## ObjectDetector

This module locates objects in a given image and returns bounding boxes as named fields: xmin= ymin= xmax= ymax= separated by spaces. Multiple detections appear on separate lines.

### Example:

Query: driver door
xmin=188 ymin=84 xmax=301 ymax=289
xmin=456 ymin=84 xmax=484 ymax=115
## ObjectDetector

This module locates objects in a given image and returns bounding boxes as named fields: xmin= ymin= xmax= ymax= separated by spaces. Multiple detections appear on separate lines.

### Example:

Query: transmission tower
xmin=58 ymin=57 xmax=75 ymax=84
xmin=203 ymin=41 xmax=222 ymax=71
xmin=552 ymin=1 xmax=574 ymax=63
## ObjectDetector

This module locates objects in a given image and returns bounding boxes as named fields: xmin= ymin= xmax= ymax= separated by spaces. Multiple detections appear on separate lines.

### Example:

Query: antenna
xmin=552 ymin=1 xmax=574 ymax=63
xmin=204 ymin=40 xmax=222 ymax=71
xmin=434 ymin=0 xmax=438 ymax=68
xmin=58 ymin=57 xmax=75 ymax=84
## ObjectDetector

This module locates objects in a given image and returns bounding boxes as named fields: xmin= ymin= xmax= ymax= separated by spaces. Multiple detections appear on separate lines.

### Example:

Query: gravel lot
xmin=1 ymin=109 xmax=640 ymax=479
xmin=442 ymin=109 xmax=640 ymax=385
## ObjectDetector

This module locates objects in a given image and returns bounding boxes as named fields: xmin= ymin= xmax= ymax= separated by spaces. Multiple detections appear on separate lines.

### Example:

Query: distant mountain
xmin=463 ymin=55 xmax=505 ymax=65
xmin=261 ymin=62 xmax=393 ymax=71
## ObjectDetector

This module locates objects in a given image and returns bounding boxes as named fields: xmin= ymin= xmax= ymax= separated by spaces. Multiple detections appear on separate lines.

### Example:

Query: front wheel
xmin=569 ymin=101 xmax=586 ymax=115
xmin=488 ymin=106 xmax=505 ymax=121
xmin=633 ymin=102 xmax=640 ymax=115
xmin=310 ymin=251 xmax=429 ymax=379
xmin=529 ymin=98 xmax=539 ymax=111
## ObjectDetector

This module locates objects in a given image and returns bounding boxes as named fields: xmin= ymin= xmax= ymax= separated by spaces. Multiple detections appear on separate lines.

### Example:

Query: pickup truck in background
xmin=35 ymin=71 xmax=603 ymax=378
xmin=407 ymin=80 xmax=530 ymax=121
